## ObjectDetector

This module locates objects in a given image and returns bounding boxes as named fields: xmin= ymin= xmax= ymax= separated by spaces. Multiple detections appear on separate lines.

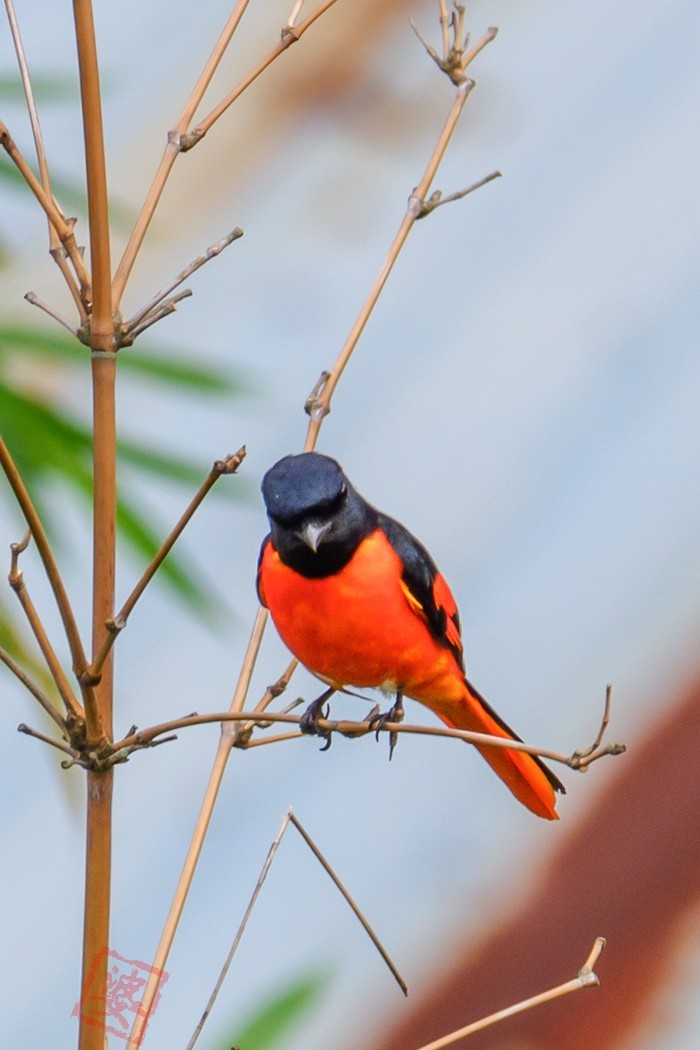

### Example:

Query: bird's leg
xmin=299 ymin=686 xmax=336 ymax=751
xmin=368 ymin=691 xmax=405 ymax=760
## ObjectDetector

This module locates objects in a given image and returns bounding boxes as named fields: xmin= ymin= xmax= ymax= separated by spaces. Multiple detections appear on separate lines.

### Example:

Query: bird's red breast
xmin=259 ymin=528 xmax=466 ymax=706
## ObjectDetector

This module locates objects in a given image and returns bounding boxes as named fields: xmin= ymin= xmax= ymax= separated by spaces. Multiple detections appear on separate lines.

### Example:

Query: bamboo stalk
xmin=72 ymin=2 xmax=116 ymax=1048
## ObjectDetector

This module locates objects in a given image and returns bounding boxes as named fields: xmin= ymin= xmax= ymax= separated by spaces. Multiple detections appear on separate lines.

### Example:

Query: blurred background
xmin=1 ymin=1 xmax=699 ymax=1047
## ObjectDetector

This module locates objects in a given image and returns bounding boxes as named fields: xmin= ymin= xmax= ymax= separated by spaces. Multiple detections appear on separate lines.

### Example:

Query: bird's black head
xmin=261 ymin=452 xmax=377 ymax=578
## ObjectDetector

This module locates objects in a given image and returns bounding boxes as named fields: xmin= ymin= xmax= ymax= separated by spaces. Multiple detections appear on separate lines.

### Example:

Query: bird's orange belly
xmin=260 ymin=531 xmax=463 ymax=703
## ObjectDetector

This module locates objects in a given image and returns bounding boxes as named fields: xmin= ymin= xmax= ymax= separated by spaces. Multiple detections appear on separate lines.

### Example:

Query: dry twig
xmin=186 ymin=807 xmax=406 ymax=1049
xmin=7 ymin=531 xmax=83 ymax=723
xmin=121 ymin=228 xmax=243 ymax=340
xmin=414 ymin=937 xmax=606 ymax=1049
xmin=108 ymin=684 xmax=625 ymax=776
xmin=87 ymin=448 xmax=246 ymax=684
xmin=0 ymin=644 xmax=66 ymax=732
xmin=4 ymin=0 xmax=88 ymax=317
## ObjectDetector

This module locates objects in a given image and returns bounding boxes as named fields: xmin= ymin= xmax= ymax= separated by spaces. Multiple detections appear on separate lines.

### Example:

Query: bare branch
xmin=412 ymin=4 xmax=497 ymax=86
xmin=8 ymin=531 xmax=83 ymax=722
xmin=4 ymin=0 xmax=88 ymax=319
xmin=289 ymin=811 xmax=408 ymax=995
xmin=0 ymin=121 xmax=91 ymax=298
xmin=110 ymin=689 xmax=626 ymax=775
xmin=122 ymin=289 xmax=193 ymax=343
xmin=0 ymin=438 xmax=93 ymax=698
xmin=304 ymin=78 xmax=480 ymax=451
xmin=24 ymin=291 xmax=79 ymax=336
xmin=18 ymin=722 xmax=80 ymax=762
xmin=187 ymin=806 xmax=405 ymax=1049
xmin=186 ymin=809 xmax=295 ymax=1049
xmin=0 ymin=644 xmax=67 ymax=732
xmin=87 ymin=448 xmax=246 ymax=683
xmin=232 ymin=657 xmax=298 ymax=745
xmin=4 ymin=3 xmax=56 ymax=239
xmin=127 ymin=606 xmax=269 ymax=1048
xmin=122 ymin=228 xmax=243 ymax=338
xmin=414 ymin=170 xmax=501 ymax=219
xmin=570 ymin=685 xmax=620 ymax=771
xmin=414 ymin=937 xmax=606 ymax=1049
xmin=182 ymin=0 xmax=342 ymax=149
xmin=111 ymin=0 xmax=252 ymax=308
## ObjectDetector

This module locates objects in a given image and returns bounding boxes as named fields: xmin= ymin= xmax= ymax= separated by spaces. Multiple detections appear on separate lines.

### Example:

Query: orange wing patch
xmin=400 ymin=579 xmax=428 ymax=621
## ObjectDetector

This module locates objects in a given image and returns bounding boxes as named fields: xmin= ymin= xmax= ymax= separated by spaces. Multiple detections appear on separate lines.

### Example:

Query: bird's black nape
xmin=261 ymin=452 xmax=347 ymax=524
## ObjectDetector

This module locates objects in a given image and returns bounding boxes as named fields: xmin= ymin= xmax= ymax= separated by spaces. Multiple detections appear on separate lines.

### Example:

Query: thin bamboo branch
xmin=0 ymin=438 xmax=91 ymax=685
xmin=4 ymin=0 xmax=55 ymax=245
xmin=8 ymin=532 xmax=84 ymax=721
xmin=186 ymin=809 xmax=295 ymax=1050
xmin=233 ymin=656 xmax=298 ymax=744
xmin=4 ymin=0 xmax=87 ymax=319
xmin=127 ymin=608 xmax=268 ymax=1049
xmin=122 ymin=228 xmax=243 ymax=337
xmin=289 ymin=811 xmax=408 ymax=994
xmin=182 ymin=0 xmax=341 ymax=149
xmin=438 ymin=0 xmax=450 ymax=59
xmin=18 ymin=721 xmax=80 ymax=760
xmin=414 ymin=937 xmax=606 ymax=1049
xmin=111 ymin=0 xmax=252 ymax=309
xmin=188 ymin=805 xmax=406 ymax=1048
xmin=303 ymin=77 xmax=477 ymax=451
xmin=51 ymin=246 xmax=90 ymax=323
xmin=24 ymin=291 xmax=79 ymax=336
xmin=0 ymin=644 xmax=67 ymax=732
xmin=415 ymin=170 xmax=501 ymax=219
xmin=111 ymin=686 xmax=625 ymax=774
xmin=242 ymin=730 xmax=303 ymax=748
xmin=0 ymin=121 xmax=91 ymax=297
xmin=122 ymin=289 xmax=193 ymax=343
xmin=87 ymin=449 xmax=245 ymax=684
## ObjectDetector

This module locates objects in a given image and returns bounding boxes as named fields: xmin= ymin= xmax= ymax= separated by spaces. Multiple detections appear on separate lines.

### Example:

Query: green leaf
xmin=218 ymin=969 xmax=329 ymax=1050
xmin=0 ymin=323 xmax=242 ymax=395
xmin=0 ymin=383 xmax=225 ymax=610
xmin=0 ymin=73 xmax=77 ymax=103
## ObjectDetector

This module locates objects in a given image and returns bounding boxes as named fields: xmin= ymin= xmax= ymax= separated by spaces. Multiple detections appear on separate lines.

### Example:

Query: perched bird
xmin=257 ymin=452 xmax=563 ymax=819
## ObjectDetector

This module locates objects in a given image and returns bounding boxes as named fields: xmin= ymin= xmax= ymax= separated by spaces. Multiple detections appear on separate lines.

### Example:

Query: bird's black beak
xmin=298 ymin=521 xmax=332 ymax=553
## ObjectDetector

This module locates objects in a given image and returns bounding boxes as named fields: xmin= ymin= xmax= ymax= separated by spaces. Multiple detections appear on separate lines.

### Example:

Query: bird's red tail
xmin=439 ymin=680 xmax=564 ymax=820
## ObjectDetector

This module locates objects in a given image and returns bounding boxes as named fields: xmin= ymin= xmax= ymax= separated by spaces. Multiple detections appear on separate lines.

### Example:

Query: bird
xmin=257 ymin=452 xmax=564 ymax=820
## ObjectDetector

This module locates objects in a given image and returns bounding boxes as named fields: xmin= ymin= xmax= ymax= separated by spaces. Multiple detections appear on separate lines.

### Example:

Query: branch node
xmin=24 ymin=291 xmax=79 ymax=336
xmin=167 ymin=128 xmax=185 ymax=151
xmin=8 ymin=528 xmax=31 ymax=588
xmin=412 ymin=3 xmax=496 ymax=86
xmin=213 ymin=446 xmax=247 ymax=475
xmin=304 ymin=370 xmax=331 ymax=420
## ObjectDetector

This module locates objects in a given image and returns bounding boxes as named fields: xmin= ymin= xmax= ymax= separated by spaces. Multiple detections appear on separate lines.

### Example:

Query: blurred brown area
xmin=375 ymin=676 xmax=700 ymax=1049
xmin=168 ymin=1 xmax=433 ymax=224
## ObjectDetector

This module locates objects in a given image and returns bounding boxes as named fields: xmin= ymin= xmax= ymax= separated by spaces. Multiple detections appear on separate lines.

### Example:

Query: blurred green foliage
xmin=0 ymin=320 xmax=245 ymax=674
xmin=215 ymin=969 xmax=329 ymax=1050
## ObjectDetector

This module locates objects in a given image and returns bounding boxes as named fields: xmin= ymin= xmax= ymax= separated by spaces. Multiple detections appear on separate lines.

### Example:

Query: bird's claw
xmin=367 ymin=694 xmax=404 ymax=760
xmin=299 ymin=690 xmax=335 ymax=751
